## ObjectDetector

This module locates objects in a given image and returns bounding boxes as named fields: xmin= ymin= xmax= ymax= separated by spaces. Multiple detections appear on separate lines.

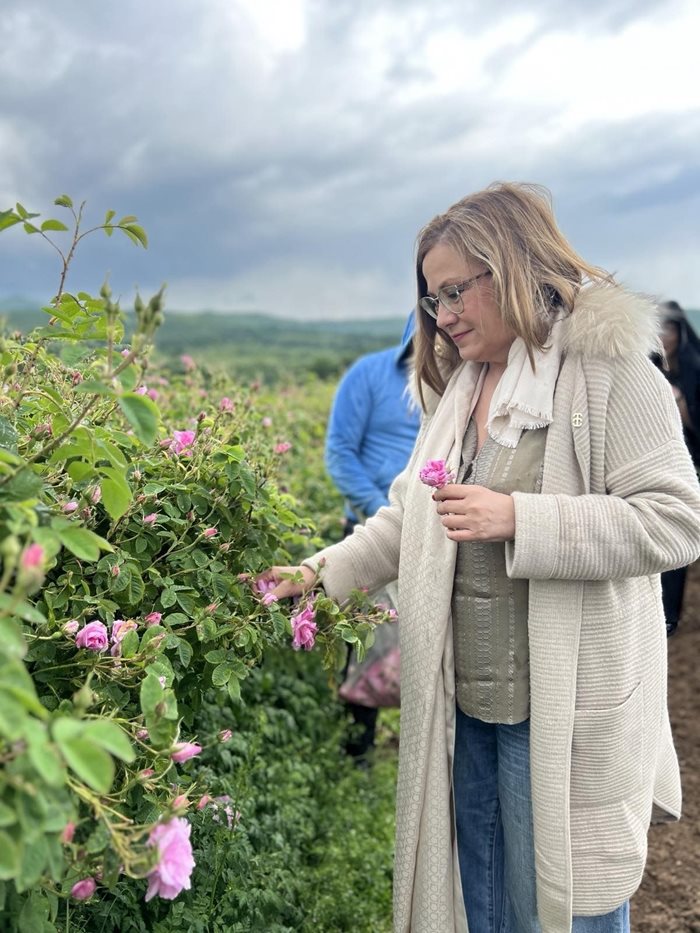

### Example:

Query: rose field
xmin=0 ymin=199 xmax=697 ymax=932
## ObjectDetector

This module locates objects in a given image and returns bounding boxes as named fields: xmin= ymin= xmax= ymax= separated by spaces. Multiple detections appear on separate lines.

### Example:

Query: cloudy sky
xmin=1 ymin=0 xmax=699 ymax=319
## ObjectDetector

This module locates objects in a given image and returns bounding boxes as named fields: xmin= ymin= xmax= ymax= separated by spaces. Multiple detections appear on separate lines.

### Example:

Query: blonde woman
xmin=261 ymin=183 xmax=700 ymax=932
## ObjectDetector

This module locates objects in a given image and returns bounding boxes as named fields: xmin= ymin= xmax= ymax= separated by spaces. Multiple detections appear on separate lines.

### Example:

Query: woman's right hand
xmin=256 ymin=565 xmax=316 ymax=600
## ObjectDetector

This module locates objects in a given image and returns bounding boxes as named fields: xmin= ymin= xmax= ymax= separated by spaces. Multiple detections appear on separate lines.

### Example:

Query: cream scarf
xmin=487 ymin=316 xmax=565 ymax=448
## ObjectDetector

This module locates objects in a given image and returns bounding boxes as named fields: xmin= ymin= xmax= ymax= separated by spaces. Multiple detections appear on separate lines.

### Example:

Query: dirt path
xmin=633 ymin=561 xmax=700 ymax=932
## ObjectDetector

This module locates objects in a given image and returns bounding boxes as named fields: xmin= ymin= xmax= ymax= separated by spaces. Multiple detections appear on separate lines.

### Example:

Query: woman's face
xmin=422 ymin=242 xmax=516 ymax=365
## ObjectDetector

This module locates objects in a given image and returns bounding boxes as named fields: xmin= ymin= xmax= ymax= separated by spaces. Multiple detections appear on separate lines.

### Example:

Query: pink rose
xmin=147 ymin=388 xmax=159 ymax=401
xmin=172 ymin=794 xmax=189 ymax=809
xmin=145 ymin=817 xmax=195 ymax=902
xmin=196 ymin=795 xmax=211 ymax=810
xmin=219 ymin=397 xmax=234 ymax=413
xmin=274 ymin=442 xmax=292 ymax=454
xmin=418 ymin=459 xmax=455 ymax=489
xmin=180 ymin=354 xmax=196 ymax=372
xmin=171 ymin=430 xmax=196 ymax=456
xmin=20 ymin=543 xmax=44 ymax=570
xmin=63 ymin=620 xmax=80 ymax=635
xmin=262 ymin=593 xmax=278 ymax=606
xmin=63 ymin=500 xmax=79 ymax=513
xmin=111 ymin=619 xmax=137 ymax=656
xmin=90 ymin=486 xmax=102 ymax=504
xmin=170 ymin=742 xmax=202 ymax=763
xmin=290 ymin=602 xmax=318 ymax=652
xmin=71 ymin=877 xmax=96 ymax=901
xmin=135 ymin=386 xmax=148 ymax=395
xmin=144 ymin=612 xmax=162 ymax=626
xmin=255 ymin=578 xmax=276 ymax=595
xmin=61 ymin=821 xmax=76 ymax=844
xmin=203 ymin=527 xmax=217 ymax=538
xmin=143 ymin=513 xmax=158 ymax=525
xmin=121 ymin=348 xmax=131 ymax=358
xmin=75 ymin=621 xmax=109 ymax=652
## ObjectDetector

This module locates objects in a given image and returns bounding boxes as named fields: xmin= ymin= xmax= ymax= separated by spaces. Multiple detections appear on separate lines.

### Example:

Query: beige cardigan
xmin=307 ymin=284 xmax=700 ymax=932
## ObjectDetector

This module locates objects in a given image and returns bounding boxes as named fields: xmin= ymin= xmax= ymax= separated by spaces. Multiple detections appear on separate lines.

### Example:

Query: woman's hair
xmin=414 ymin=182 xmax=612 ymax=406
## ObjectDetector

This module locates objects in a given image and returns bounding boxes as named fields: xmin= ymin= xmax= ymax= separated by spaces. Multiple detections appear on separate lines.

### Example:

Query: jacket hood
xmin=394 ymin=309 xmax=416 ymax=364
xmin=411 ymin=283 xmax=663 ymax=415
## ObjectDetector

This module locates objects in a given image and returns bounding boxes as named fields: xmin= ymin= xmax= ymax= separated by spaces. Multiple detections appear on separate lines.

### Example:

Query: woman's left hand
xmin=432 ymin=483 xmax=515 ymax=542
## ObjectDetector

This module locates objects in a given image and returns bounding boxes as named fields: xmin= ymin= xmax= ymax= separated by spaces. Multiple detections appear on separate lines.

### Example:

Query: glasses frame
xmin=419 ymin=270 xmax=491 ymax=320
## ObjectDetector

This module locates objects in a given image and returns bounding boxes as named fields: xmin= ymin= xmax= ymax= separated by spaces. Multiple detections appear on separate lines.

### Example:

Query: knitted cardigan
xmin=306 ymin=284 xmax=700 ymax=932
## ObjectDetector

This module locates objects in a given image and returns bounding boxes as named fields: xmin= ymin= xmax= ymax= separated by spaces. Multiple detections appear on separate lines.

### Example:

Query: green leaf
xmin=15 ymin=203 xmax=28 ymax=219
xmin=54 ymin=195 xmax=73 ymax=209
xmin=227 ymin=676 xmax=241 ymax=702
xmin=0 ymin=802 xmax=17 ymax=828
xmin=40 ymin=219 xmax=69 ymax=232
xmin=160 ymin=588 xmax=177 ymax=609
xmin=0 ymin=210 xmax=22 ymax=233
xmin=54 ymin=730 xmax=114 ymax=794
xmin=16 ymin=834 xmax=49 ymax=893
xmin=0 ymin=594 xmax=46 ymax=626
xmin=23 ymin=223 xmax=39 ymax=235
xmin=83 ymin=720 xmax=135 ymax=762
xmin=0 ymin=469 xmax=43 ymax=503
xmin=118 ymin=393 xmax=159 ymax=445
xmin=104 ymin=209 xmax=116 ymax=225
xmin=23 ymin=719 xmax=65 ymax=787
xmin=0 ymin=416 xmax=18 ymax=452
xmin=101 ymin=476 xmax=132 ymax=520
xmin=0 ymin=831 xmax=20 ymax=880
xmin=57 ymin=526 xmax=102 ymax=561
xmin=119 ymin=224 xmax=148 ymax=248
xmin=119 ymin=627 xmax=140 ymax=657
xmin=140 ymin=672 xmax=164 ymax=719
xmin=117 ymin=215 xmax=138 ymax=224
xmin=212 ymin=662 xmax=233 ymax=687
xmin=73 ymin=379 xmax=116 ymax=396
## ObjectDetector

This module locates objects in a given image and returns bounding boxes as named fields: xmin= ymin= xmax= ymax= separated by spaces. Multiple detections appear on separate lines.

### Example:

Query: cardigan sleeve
xmin=506 ymin=355 xmax=700 ymax=581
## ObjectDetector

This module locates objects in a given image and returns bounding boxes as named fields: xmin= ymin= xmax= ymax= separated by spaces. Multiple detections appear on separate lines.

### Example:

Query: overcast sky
xmin=1 ymin=0 xmax=699 ymax=319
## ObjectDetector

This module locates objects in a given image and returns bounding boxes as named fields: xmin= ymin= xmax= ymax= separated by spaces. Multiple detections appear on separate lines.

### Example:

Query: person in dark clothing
xmin=655 ymin=300 xmax=700 ymax=634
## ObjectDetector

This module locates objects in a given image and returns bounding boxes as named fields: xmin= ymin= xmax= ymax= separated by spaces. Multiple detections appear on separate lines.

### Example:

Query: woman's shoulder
xmin=562 ymin=283 xmax=661 ymax=361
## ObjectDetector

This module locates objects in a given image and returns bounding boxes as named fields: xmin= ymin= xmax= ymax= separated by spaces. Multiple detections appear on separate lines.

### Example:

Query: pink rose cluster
xmin=145 ymin=817 xmax=195 ymax=901
xmin=418 ymin=459 xmax=455 ymax=489
xmin=290 ymin=601 xmax=318 ymax=652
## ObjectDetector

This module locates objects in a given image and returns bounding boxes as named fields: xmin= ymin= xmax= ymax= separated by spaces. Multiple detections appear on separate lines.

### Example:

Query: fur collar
xmin=411 ymin=283 xmax=662 ymax=415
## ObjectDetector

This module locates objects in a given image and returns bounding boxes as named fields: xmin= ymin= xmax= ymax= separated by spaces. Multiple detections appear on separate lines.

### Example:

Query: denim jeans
xmin=453 ymin=708 xmax=631 ymax=932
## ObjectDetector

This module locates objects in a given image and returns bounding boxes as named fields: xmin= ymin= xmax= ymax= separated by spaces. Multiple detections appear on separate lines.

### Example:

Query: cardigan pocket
xmin=570 ymin=682 xmax=644 ymax=809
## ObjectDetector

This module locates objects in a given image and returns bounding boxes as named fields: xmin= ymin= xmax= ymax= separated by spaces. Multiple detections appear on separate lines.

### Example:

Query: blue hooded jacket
xmin=325 ymin=313 xmax=421 ymax=522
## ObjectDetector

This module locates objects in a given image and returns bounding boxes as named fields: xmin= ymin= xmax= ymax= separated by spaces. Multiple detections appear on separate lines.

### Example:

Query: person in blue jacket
xmin=325 ymin=312 xmax=421 ymax=758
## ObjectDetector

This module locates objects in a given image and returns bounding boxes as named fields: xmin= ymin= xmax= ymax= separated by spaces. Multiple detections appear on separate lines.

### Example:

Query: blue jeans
xmin=453 ymin=709 xmax=631 ymax=932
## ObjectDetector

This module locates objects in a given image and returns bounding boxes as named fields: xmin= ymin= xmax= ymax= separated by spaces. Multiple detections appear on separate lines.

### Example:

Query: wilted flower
xmin=418 ymin=459 xmax=455 ymax=489
xmin=203 ymin=527 xmax=217 ymax=538
xmin=170 ymin=743 xmax=202 ymax=764
xmin=145 ymin=817 xmax=195 ymax=902
xmin=71 ymin=878 xmax=96 ymax=901
xmin=219 ymin=396 xmax=234 ymax=412
xmin=63 ymin=500 xmax=79 ymax=513
xmin=144 ymin=611 xmax=162 ymax=626
xmin=63 ymin=620 xmax=80 ymax=636
xmin=274 ymin=442 xmax=292 ymax=454
xmin=75 ymin=621 xmax=109 ymax=652
xmin=218 ymin=729 xmax=233 ymax=743
xmin=290 ymin=602 xmax=318 ymax=652
xmin=143 ymin=513 xmax=158 ymax=525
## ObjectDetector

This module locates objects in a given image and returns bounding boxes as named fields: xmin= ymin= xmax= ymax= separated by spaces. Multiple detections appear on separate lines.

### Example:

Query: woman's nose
xmin=436 ymin=301 xmax=459 ymax=329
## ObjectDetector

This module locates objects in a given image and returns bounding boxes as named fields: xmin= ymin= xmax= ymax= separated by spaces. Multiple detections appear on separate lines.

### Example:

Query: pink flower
xmin=147 ymin=388 xmax=159 ymax=401
xmin=121 ymin=348 xmax=131 ymax=358
xmin=145 ymin=817 xmax=195 ymax=902
xmin=63 ymin=500 xmax=79 ymax=513
xmin=418 ymin=459 xmax=455 ymax=489
xmin=135 ymin=385 xmax=148 ymax=396
xmin=291 ymin=602 xmax=318 ymax=652
xmin=205 ymin=602 xmax=218 ymax=613
xmin=20 ymin=543 xmax=44 ymax=571
xmin=274 ymin=442 xmax=292 ymax=454
xmin=203 ymin=527 xmax=217 ymax=538
xmin=144 ymin=612 xmax=162 ymax=626
xmin=170 ymin=743 xmax=202 ymax=763
xmin=143 ymin=513 xmax=158 ymax=525
xmin=111 ymin=564 xmax=121 ymax=577
xmin=172 ymin=794 xmax=189 ymax=810
xmin=218 ymin=729 xmax=233 ymax=743
xmin=61 ymin=822 xmax=76 ymax=844
xmin=262 ymin=593 xmax=278 ymax=606
xmin=219 ymin=397 xmax=234 ymax=413
xmin=196 ymin=795 xmax=211 ymax=810
xmin=139 ymin=769 xmax=155 ymax=780
xmin=75 ymin=621 xmax=109 ymax=652
xmin=180 ymin=354 xmax=196 ymax=372
xmin=90 ymin=485 xmax=102 ymax=504
xmin=136 ymin=729 xmax=149 ymax=740
xmin=387 ymin=608 xmax=398 ymax=622
xmin=71 ymin=878 xmax=96 ymax=901
xmin=63 ymin=620 xmax=80 ymax=635
xmin=71 ymin=370 xmax=83 ymax=386
xmin=261 ymin=416 xmax=272 ymax=428
xmin=110 ymin=620 xmax=137 ymax=657
xmin=172 ymin=429 xmax=196 ymax=456
xmin=255 ymin=578 xmax=276 ymax=595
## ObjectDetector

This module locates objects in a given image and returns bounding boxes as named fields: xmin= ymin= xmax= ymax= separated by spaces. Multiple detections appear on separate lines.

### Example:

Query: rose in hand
xmin=432 ymin=483 xmax=516 ymax=542
xmin=419 ymin=459 xmax=455 ymax=489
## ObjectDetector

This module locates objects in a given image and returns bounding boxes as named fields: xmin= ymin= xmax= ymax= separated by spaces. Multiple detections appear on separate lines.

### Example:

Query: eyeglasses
xmin=419 ymin=270 xmax=491 ymax=319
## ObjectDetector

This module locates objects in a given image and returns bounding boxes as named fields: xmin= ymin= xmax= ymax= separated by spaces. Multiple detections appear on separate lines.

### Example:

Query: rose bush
xmin=0 ymin=198 xmax=392 ymax=931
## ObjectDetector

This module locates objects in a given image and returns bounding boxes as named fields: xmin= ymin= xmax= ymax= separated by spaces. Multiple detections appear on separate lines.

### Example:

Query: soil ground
xmin=633 ymin=561 xmax=700 ymax=932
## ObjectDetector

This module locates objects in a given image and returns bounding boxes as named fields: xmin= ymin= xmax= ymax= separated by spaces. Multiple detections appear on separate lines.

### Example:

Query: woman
xmin=654 ymin=300 xmax=700 ymax=634
xmin=262 ymin=183 xmax=700 ymax=932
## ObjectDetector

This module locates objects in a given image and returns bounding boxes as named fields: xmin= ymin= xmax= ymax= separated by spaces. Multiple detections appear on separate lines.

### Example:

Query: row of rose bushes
xmin=0 ymin=200 xmax=391 ymax=931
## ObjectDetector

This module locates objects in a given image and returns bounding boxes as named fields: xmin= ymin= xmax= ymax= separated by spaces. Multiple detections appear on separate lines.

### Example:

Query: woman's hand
xmin=432 ymin=484 xmax=515 ymax=542
xmin=256 ymin=565 xmax=316 ymax=599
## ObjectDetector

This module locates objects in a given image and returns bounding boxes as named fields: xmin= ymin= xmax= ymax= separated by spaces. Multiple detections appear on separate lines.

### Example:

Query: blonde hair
xmin=414 ymin=182 xmax=612 ymax=407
